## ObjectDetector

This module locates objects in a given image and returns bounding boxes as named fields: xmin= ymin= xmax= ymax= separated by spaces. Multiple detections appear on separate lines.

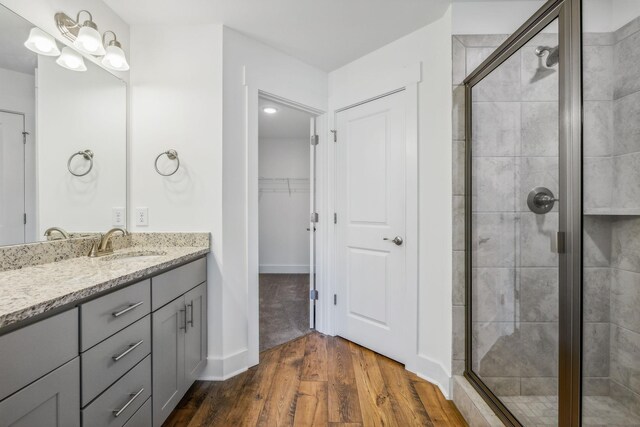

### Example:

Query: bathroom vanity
xmin=0 ymin=237 xmax=209 ymax=427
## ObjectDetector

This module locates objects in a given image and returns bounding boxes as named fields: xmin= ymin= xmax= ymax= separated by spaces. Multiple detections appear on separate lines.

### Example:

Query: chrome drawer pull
xmin=113 ymin=388 xmax=144 ymax=417
xmin=187 ymin=301 xmax=194 ymax=327
xmin=112 ymin=340 xmax=144 ymax=362
xmin=112 ymin=301 xmax=144 ymax=317
xmin=179 ymin=306 xmax=187 ymax=331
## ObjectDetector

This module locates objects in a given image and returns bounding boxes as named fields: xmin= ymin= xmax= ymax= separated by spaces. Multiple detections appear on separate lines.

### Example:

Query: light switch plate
xmin=112 ymin=207 xmax=125 ymax=226
xmin=135 ymin=207 xmax=149 ymax=226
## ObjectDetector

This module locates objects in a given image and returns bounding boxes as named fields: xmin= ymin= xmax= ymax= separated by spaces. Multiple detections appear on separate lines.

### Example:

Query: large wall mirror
xmin=0 ymin=3 xmax=127 ymax=246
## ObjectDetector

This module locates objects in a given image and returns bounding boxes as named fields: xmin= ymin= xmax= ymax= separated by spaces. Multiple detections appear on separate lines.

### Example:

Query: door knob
xmin=383 ymin=236 xmax=403 ymax=246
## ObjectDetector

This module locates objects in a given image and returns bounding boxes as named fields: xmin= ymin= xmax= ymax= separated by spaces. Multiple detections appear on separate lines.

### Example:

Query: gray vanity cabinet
xmin=151 ymin=259 xmax=207 ymax=427
xmin=0 ymin=358 xmax=80 ymax=427
xmin=151 ymin=297 xmax=185 ymax=425
xmin=185 ymin=283 xmax=207 ymax=384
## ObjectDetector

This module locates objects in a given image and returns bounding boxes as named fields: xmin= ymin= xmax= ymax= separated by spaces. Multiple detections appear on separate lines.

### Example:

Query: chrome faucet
xmin=88 ymin=228 xmax=129 ymax=257
xmin=44 ymin=227 xmax=70 ymax=240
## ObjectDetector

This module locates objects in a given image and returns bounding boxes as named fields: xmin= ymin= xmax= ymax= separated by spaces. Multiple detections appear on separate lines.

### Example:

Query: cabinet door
xmin=151 ymin=298 xmax=185 ymax=427
xmin=0 ymin=358 xmax=80 ymax=427
xmin=184 ymin=283 xmax=207 ymax=386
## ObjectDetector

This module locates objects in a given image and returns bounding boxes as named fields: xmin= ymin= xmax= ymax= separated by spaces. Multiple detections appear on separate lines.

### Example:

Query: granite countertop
xmin=0 ymin=245 xmax=209 ymax=330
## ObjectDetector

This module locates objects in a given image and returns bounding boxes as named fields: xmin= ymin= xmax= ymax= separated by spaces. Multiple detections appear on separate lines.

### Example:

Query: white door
xmin=0 ymin=111 xmax=25 ymax=246
xmin=335 ymin=90 xmax=407 ymax=363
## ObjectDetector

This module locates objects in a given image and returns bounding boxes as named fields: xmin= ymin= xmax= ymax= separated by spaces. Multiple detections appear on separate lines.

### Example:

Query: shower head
xmin=530 ymin=45 xmax=559 ymax=83
xmin=535 ymin=45 xmax=559 ymax=67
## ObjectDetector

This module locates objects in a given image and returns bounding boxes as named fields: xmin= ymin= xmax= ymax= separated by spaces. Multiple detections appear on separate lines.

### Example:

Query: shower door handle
xmin=551 ymin=231 xmax=565 ymax=254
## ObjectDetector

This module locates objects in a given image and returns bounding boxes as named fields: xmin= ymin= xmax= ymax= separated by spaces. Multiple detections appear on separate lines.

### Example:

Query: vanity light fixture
xmin=24 ymin=27 xmax=60 ymax=56
xmin=263 ymin=106 xmax=278 ymax=114
xmin=101 ymin=31 xmax=129 ymax=71
xmin=56 ymin=46 xmax=87 ymax=71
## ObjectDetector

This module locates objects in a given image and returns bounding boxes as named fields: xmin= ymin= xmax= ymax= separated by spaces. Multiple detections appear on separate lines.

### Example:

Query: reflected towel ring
xmin=67 ymin=149 xmax=94 ymax=177
xmin=155 ymin=149 xmax=180 ymax=176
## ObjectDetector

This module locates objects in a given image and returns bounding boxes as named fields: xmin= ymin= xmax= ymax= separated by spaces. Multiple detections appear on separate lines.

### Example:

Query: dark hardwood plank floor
xmin=163 ymin=332 xmax=468 ymax=427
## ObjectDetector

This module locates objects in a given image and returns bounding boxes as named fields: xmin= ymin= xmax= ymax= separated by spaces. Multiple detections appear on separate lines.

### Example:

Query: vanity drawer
xmin=0 ymin=308 xmax=78 ymax=401
xmin=81 ymin=279 xmax=150 ymax=351
xmin=82 ymin=315 xmax=151 ymax=406
xmin=123 ymin=397 xmax=151 ymax=427
xmin=152 ymin=258 xmax=206 ymax=310
xmin=82 ymin=355 xmax=151 ymax=427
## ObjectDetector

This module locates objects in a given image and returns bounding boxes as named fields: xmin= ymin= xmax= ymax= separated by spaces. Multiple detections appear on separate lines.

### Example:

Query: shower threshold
xmin=500 ymin=395 xmax=640 ymax=426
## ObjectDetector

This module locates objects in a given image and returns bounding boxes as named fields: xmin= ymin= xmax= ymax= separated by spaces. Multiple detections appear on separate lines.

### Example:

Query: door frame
xmin=462 ymin=0 xmax=583 ymax=425
xmin=247 ymin=87 xmax=327 ymax=367
xmin=327 ymin=65 xmax=420 ymax=371
xmin=0 ymin=109 xmax=27 ymax=244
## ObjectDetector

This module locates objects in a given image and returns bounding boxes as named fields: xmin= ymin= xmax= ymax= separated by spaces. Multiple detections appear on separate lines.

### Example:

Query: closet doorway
xmin=258 ymin=97 xmax=316 ymax=351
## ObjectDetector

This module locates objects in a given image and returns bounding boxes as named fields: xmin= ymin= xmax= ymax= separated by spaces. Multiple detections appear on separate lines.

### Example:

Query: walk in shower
xmin=463 ymin=0 xmax=640 ymax=425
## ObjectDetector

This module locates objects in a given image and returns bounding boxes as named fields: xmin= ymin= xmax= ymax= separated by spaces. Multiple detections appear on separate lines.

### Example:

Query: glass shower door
xmin=467 ymin=18 xmax=560 ymax=427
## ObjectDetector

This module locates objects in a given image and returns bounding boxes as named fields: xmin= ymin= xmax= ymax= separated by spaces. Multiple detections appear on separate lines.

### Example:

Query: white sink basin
xmin=99 ymin=250 xmax=167 ymax=261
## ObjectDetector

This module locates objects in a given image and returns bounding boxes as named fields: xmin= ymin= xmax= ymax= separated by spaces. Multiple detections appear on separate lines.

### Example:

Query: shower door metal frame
xmin=462 ymin=0 xmax=583 ymax=425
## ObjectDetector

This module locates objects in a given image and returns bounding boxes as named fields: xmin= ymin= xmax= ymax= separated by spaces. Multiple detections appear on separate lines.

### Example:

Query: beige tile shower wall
xmin=452 ymin=31 xmax=611 ymax=398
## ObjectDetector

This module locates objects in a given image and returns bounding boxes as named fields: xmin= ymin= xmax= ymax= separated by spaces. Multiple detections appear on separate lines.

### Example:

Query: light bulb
xmin=56 ymin=47 xmax=87 ymax=71
xmin=263 ymin=107 xmax=278 ymax=114
xmin=24 ymin=27 xmax=60 ymax=56
xmin=73 ymin=24 xmax=105 ymax=56
xmin=101 ymin=43 xmax=129 ymax=71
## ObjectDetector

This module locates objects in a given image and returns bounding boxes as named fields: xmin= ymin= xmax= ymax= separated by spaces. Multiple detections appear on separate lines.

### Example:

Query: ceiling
xmin=0 ymin=5 xmax=36 ymax=75
xmin=104 ymin=0 xmax=450 ymax=71
xmin=259 ymin=98 xmax=312 ymax=139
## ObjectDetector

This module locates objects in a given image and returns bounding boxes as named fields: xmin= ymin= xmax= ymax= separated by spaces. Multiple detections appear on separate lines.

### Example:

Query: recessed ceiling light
xmin=263 ymin=107 xmax=278 ymax=114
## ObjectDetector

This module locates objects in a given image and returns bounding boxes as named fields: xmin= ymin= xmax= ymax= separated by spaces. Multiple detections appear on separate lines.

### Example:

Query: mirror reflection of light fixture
xmin=56 ymin=46 xmax=87 ymax=71
xmin=101 ymin=31 xmax=129 ymax=71
xmin=72 ymin=10 xmax=106 ymax=56
xmin=263 ymin=107 xmax=278 ymax=114
xmin=24 ymin=28 xmax=60 ymax=56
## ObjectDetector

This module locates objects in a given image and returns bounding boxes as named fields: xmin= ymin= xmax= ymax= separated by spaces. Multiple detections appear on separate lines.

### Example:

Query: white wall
xmin=328 ymin=6 xmax=453 ymax=396
xmin=0 ymin=0 xmax=129 ymax=82
xmin=221 ymin=26 xmax=327 ymax=377
xmin=0 ymin=67 xmax=35 ymax=241
xmin=258 ymin=137 xmax=310 ymax=273
xmin=37 ymin=55 xmax=126 ymax=235
xmin=452 ymin=1 xmax=544 ymax=35
xmin=129 ymin=22 xmax=224 ymax=372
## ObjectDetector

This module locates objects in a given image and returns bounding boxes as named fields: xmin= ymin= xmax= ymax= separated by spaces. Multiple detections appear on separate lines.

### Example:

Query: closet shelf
xmin=259 ymin=177 xmax=310 ymax=195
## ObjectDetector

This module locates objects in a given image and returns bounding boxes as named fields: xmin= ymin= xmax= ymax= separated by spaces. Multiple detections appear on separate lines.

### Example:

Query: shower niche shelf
xmin=583 ymin=208 xmax=640 ymax=216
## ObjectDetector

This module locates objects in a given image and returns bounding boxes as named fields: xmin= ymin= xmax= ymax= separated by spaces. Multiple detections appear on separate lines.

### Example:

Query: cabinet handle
xmin=179 ymin=306 xmax=187 ymax=331
xmin=112 ymin=340 xmax=144 ymax=362
xmin=187 ymin=301 xmax=194 ymax=327
xmin=113 ymin=388 xmax=144 ymax=417
xmin=112 ymin=301 xmax=144 ymax=317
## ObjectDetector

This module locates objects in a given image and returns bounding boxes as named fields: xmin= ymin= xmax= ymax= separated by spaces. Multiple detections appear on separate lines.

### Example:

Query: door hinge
xmin=333 ymin=294 xmax=337 ymax=305
xmin=22 ymin=131 xmax=29 ymax=144
xmin=310 ymin=134 xmax=319 ymax=146
xmin=310 ymin=289 xmax=319 ymax=300
xmin=310 ymin=212 xmax=319 ymax=223
xmin=333 ymin=213 xmax=337 ymax=224
xmin=330 ymin=129 xmax=337 ymax=142
xmin=23 ymin=213 xmax=27 ymax=224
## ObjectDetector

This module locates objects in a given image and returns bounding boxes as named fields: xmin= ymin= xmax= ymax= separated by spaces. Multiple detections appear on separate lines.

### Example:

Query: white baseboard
xmin=198 ymin=348 xmax=248 ymax=381
xmin=416 ymin=354 xmax=452 ymax=399
xmin=259 ymin=264 xmax=310 ymax=274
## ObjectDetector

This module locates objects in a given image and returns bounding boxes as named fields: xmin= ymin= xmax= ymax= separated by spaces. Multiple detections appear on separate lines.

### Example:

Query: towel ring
xmin=155 ymin=149 xmax=180 ymax=176
xmin=67 ymin=149 xmax=94 ymax=177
